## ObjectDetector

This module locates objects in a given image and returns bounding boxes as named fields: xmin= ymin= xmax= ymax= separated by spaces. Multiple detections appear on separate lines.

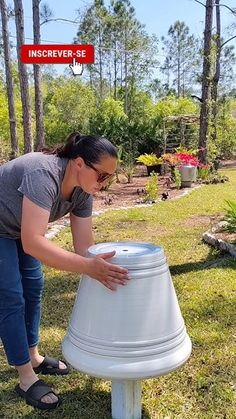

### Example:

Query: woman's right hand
xmin=84 ymin=250 xmax=129 ymax=291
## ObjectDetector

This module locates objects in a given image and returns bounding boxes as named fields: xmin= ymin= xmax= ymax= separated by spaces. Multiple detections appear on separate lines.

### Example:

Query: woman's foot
xmin=16 ymin=363 xmax=59 ymax=405
xmin=19 ymin=377 xmax=59 ymax=405
xmin=29 ymin=346 xmax=68 ymax=372
xmin=31 ymin=354 xmax=67 ymax=371
xmin=15 ymin=379 xmax=60 ymax=409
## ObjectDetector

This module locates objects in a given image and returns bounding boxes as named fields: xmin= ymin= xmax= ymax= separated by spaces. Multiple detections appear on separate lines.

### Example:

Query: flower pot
xmin=179 ymin=165 xmax=197 ymax=187
xmin=146 ymin=164 xmax=163 ymax=176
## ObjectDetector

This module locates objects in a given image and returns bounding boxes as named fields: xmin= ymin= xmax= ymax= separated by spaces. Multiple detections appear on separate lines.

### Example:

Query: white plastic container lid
xmin=87 ymin=241 xmax=166 ymax=269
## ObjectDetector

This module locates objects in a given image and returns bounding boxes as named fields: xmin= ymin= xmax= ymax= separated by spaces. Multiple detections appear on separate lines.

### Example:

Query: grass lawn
xmin=0 ymin=170 xmax=235 ymax=418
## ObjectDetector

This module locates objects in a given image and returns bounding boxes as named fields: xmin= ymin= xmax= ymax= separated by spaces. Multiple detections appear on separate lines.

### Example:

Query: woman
xmin=0 ymin=132 xmax=128 ymax=410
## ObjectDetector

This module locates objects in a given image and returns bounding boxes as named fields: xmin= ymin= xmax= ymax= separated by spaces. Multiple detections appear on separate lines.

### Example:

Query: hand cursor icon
xmin=69 ymin=59 xmax=83 ymax=76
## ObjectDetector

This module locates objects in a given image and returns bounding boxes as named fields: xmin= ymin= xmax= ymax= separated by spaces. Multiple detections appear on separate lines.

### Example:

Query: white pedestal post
xmin=111 ymin=380 xmax=142 ymax=419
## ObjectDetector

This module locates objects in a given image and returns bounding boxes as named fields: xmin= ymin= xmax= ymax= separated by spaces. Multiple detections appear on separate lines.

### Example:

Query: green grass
xmin=0 ymin=170 xmax=236 ymax=418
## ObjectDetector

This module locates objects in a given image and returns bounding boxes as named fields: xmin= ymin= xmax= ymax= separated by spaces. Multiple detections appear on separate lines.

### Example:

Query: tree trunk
xmin=124 ymin=27 xmax=128 ymax=114
xmin=177 ymin=41 xmax=181 ymax=97
xmin=0 ymin=0 xmax=18 ymax=159
xmin=14 ymin=0 xmax=33 ymax=154
xmin=32 ymin=0 xmax=45 ymax=151
xmin=211 ymin=0 xmax=221 ymax=143
xmin=198 ymin=0 xmax=214 ymax=164
xmin=113 ymin=39 xmax=117 ymax=100
xmin=98 ymin=22 xmax=103 ymax=98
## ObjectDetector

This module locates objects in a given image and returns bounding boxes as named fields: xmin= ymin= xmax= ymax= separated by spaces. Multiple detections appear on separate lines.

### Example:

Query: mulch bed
xmin=93 ymin=166 xmax=187 ymax=212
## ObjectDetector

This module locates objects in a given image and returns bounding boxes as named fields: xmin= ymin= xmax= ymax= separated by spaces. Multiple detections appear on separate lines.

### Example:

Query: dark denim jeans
xmin=0 ymin=238 xmax=44 ymax=366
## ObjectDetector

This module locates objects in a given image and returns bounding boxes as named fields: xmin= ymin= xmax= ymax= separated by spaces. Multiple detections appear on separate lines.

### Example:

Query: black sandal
xmin=15 ymin=379 xmax=61 ymax=410
xmin=33 ymin=355 xmax=70 ymax=375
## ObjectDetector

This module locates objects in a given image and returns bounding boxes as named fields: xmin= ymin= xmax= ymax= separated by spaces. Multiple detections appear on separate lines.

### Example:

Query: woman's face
xmin=74 ymin=155 xmax=117 ymax=194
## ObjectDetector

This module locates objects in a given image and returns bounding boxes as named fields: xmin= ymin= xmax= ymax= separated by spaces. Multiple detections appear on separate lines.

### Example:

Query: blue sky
xmin=7 ymin=0 xmax=236 ymax=75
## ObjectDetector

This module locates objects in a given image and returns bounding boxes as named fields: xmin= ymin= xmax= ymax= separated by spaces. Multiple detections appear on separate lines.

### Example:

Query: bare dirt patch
xmin=214 ymin=231 xmax=236 ymax=244
xmin=179 ymin=214 xmax=213 ymax=229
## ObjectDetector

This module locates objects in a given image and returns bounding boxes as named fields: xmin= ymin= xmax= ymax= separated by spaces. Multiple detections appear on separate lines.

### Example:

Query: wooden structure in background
xmin=162 ymin=115 xmax=199 ymax=153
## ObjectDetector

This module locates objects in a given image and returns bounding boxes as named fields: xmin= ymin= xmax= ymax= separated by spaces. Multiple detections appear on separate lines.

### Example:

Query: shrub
xmin=198 ymin=165 xmax=210 ymax=181
xmin=136 ymin=153 xmax=163 ymax=166
xmin=174 ymin=167 xmax=181 ymax=189
xmin=144 ymin=172 xmax=159 ymax=202
xmin=224 ymin=200 xmax=236 ymax=233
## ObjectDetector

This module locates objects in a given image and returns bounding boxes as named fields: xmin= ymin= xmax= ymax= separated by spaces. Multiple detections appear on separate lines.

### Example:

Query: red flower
xmin=175 ymin=153 xmax=200 ymax=167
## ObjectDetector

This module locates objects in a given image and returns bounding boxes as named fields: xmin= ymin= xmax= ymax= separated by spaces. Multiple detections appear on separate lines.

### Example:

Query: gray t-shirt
xmin=0 ymin=152 xmax=93 ymax=239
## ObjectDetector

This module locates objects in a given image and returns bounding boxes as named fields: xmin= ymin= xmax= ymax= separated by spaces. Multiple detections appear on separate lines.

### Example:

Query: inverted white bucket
xmin=62 ymin=242 xmax=191 ymax=380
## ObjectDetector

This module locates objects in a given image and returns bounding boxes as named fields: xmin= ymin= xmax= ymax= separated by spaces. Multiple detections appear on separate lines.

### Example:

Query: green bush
xmin=198 ymin=166 xmax=210 ymax=181
xmin=224 ymin=200 xmax=236 ymax=233
xmin=174 ymin=167 xmax=181 ymax=189
xmin=144 ymin=172 xmax=159 ymax=201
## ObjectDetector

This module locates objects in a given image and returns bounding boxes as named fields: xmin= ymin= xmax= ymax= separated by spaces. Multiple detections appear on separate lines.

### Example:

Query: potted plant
xmin=175 ymin=153 xmax=199 ymax=187
xmin=136 ymin=153 xmax=164 ymax=176
xmin=162 ymin=152 xmax=199 ymax=187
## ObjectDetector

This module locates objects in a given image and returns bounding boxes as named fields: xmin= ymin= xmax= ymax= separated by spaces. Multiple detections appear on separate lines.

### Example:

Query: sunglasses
xmin=85 ymin=161 xmax=114 ymax=183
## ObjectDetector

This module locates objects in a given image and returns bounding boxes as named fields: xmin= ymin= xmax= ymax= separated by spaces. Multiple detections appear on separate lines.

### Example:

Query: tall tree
xmin=76 ymin=0 xmax=108 ymax=99
xmin=198 ymin=0 xmax=214 ymax=164
xmin=13 ymin=0 xmax=33 ymax=153
xmin=76 ymin=0 xmax=158 ymax=113
xmin=0 ymin=0 xmax=18 ymax=158
xmin=161 ymin=21 xmax=200 ymax=97
xmin=211 ymin=0 xmax=221 ymax=143
xmin=32 ymin=0 xmax=45 ymax=151
xmin=109 ymin=1 xmax=158 ymax=114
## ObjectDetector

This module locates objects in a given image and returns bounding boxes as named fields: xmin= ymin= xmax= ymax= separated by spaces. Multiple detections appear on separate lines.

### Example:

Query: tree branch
xmin=193 ymin=0 xmax=206 ymax=7
xmin=40 ymin=17 xmax=79 ymax=26
xmin=220 ymin=4 xmax=236 ymax=16
xmin=193 ymin=0 xmax=236 ymax=15
xmin=221 ymin=34 xmax=236 ymax=48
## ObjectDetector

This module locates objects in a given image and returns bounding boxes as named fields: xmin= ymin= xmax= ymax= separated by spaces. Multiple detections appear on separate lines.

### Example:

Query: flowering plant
xmin=161 ymin=153 xmax=179 ymax=166
xmin=175 ymin=153 xmax=200 ymax=167
xmin=162 ymin=152 xmax=200 ymax=167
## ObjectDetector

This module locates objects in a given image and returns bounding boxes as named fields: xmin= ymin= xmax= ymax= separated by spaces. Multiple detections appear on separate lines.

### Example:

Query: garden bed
xmin=92 ymin=165 xmax=193 ymax=212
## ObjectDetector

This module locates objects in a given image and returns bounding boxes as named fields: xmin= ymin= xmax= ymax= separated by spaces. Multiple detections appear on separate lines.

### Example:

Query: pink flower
xmin=175 ymin=153 xmax=200 ymax=167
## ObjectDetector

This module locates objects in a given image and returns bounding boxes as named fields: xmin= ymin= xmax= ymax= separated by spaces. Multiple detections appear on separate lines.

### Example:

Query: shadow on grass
xmin=170 ymin=249 xmax=236 ymax=276
xmin=185 ymin=293 xmax=236 ymax=329
xmin=0 ymin=375 xmax=151 ymax=419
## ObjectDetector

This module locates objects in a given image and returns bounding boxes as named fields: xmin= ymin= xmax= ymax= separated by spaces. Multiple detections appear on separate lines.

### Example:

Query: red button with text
xmin=21 ymin=44 xmax=94 ymax=64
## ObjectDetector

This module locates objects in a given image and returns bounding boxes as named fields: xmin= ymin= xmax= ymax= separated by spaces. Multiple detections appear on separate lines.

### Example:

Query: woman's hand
xmin=84 ymin=250 xmax=129 ymax=291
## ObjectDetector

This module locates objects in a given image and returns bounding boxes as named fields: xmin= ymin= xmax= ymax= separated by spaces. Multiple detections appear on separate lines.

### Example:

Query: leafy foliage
xmin=43 ymin=77 xmax=96 ymax=144
xmin=173 ymin=167 xmax=181 ymax=189
xmin=144 ymin=172 xmax=159 ymax=201
xmin=161 ymin=21 xmax=200 ymax=96
xmin=0 ymin=2 xmax=236 ymax=162
xmin=136 ymin=153 xmax=162 ymax=166
xmin=224 ymin=200 xmax=236 ymax=233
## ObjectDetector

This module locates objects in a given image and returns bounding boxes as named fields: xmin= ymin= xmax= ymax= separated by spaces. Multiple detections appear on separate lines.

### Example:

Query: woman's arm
xmin=70 ymin=213 xmax=94 ymax=256
xmin=21 ymin=197 xmax=128 ymax=290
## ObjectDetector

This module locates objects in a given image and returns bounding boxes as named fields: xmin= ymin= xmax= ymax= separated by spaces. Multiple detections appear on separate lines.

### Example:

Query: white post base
xmin=111 ymin=380 xmax=142 ymax=419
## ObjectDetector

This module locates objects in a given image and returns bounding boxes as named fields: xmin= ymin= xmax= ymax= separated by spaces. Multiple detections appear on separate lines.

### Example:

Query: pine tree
xmin=13 ymin=0 xmax=33 ymax=153
xmin=32 ymin=0 xmax=45 ymax=151
xmin=0 ymin=0 xmax=18 ymax=158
